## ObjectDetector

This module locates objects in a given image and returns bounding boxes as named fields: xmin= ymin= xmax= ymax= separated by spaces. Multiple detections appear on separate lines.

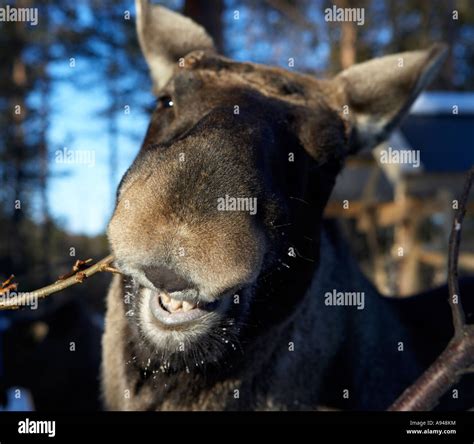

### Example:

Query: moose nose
xmin=143 ymin=265 xmax=195 ymax=293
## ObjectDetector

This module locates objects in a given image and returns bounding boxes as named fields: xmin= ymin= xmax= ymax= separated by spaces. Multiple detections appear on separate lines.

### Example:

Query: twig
xmin=389 ymin=166 xmax=474 ymax=411
xmin=0 ymin=275 xmax=18 ymax=295
xmin=57 ymin=258 xmax=93 ymax=281
xmin=448 ymin=168 xmax=473 ymax=336
xmin=0 ymin=255 xmax=118 ymax=311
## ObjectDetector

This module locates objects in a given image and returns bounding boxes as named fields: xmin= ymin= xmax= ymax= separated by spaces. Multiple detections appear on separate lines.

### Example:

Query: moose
xmin=102 ymin=1 xmax=474 ymax=410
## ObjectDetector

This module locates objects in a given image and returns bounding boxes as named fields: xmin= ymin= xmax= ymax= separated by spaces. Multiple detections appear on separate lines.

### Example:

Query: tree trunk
xmin=335 ymin=0 xmax=357 ymax=69
xmin=9 ymin=19 xmax=28 ymax=273
xmin=38 ymin=25 xmax=52 ymax=281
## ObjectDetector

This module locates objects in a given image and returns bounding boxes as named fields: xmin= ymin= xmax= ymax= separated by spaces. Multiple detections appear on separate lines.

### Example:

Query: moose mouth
xmin=148 ymin=289 xmax=220 ymax=326
xmin=142 ymin=287 xmax=231 ymax=328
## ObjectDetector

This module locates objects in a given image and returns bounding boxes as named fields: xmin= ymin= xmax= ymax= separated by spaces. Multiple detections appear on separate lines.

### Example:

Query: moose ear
xmin=135 ymin=0 xmax=216 ymax=92
xmin=333 ymin=44 xmax=448 ymax=153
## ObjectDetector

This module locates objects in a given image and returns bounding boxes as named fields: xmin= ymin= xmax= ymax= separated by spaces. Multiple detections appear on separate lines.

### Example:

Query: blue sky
xmin=44 ymin=60 xmax=149 ymax=235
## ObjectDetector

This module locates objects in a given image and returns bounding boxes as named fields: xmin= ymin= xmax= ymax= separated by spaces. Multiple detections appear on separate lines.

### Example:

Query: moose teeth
xmin=160 ymin=294 xmax=197 ymax=313
xmin=182 ymin=301 xmax=194 ymax=312
xmin=169 ymin=299 xmax=182 ymax=311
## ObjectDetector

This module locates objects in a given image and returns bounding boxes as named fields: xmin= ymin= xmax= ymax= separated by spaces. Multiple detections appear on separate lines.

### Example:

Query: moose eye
xmin=157 ymin=95 xmax=174 ymax=109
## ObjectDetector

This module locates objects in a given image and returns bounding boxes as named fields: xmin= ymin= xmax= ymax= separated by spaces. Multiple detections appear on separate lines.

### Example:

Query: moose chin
xmin=101 ymin=0 xmax=474 ymax=411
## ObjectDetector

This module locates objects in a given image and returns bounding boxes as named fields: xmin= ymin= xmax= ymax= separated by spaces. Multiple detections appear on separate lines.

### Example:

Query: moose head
xmin=106 ymin=1 xmax=447 ymax=373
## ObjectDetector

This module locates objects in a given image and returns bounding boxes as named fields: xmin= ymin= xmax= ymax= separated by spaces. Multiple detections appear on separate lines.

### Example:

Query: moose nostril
xmin=143 ymin=265 xmax=195 ymax=293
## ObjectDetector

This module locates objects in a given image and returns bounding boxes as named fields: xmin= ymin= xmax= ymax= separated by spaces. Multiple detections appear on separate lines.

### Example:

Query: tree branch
xmin=448 ymin=168 xmax=473 ymax=336
xmin=389 ymin=166 xmax=474 ymax=411
xmin=0 ymin=254 xmax=118 ymax=311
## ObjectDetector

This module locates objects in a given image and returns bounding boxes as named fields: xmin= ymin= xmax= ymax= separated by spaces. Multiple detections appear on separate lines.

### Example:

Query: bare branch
xmin=388 ymin=328 xmax=474 ymax=411
xmin=448 ymin=167 xmax=473 ymax=336
xmin=0 ymin=254 xmax=118 ymax=311
xmin=388 ymin=166 xmax=474 ymax=411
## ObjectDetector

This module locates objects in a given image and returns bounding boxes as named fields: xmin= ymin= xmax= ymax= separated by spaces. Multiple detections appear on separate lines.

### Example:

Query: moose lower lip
xmin=146 ymin=289 xmax=219 ymax=326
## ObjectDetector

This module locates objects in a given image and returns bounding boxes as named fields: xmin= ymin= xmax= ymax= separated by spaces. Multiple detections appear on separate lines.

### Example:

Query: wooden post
xmin=394 ymin=181 xmax=422 ymax=296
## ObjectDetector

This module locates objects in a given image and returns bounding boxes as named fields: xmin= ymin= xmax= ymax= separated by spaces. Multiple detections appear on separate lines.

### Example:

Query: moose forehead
xmin=142 ymin=50 xmax=347 ymax=160
xmin=158 ymin=51 xmax=319 ymax=99
xmin=171 ymin=51 xmax=326 ymax=99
